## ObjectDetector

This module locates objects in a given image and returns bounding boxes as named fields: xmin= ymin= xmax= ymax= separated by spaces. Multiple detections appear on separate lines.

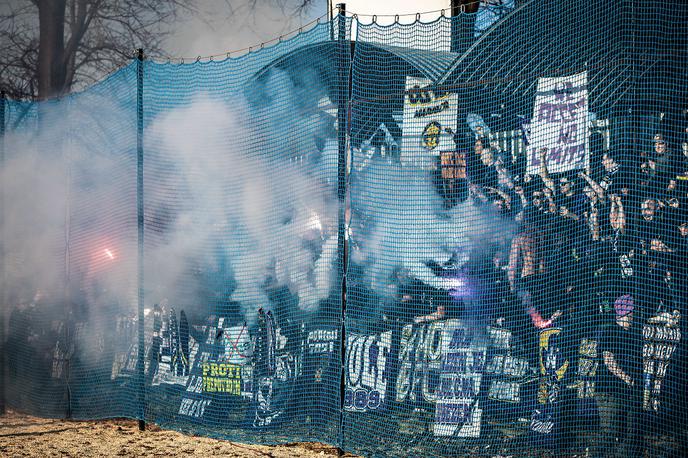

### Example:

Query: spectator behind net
xmin=592 ymin=294 xmax=643 ymax=457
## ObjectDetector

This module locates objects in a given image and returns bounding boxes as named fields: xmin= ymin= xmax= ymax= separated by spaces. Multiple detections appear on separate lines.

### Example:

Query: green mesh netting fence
xmin=1 ymin=2 xmax=688 ymax=456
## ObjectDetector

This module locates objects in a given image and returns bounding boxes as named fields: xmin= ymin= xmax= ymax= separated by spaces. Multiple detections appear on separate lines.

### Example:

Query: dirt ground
xmin=0 ymin=410 xmax=358 ymax=457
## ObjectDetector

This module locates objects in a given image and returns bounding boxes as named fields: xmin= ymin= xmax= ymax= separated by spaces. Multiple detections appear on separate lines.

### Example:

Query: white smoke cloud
xmin=2 ymin=65 xmax=340 ymax=334
xmin=143 ymin=79 xmax=339 ymax=325
xmin=1 ymin=90 xmax=138 ymax=311
xmin=349 ymin=159 xmax=513 ymax=300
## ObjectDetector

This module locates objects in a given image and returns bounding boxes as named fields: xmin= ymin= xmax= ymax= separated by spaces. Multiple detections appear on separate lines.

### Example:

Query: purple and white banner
xmin=433 ymin=320 xmax=486 ymax=437
xmin=526 ymin=72 xmax=589 ymax=175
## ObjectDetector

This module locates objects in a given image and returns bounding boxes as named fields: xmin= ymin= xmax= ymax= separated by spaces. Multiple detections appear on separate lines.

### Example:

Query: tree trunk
xmin=37 ymin=0 xmax=67 ymax=100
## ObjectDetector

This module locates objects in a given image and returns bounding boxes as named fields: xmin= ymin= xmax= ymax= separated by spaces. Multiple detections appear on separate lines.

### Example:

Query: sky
xmin=164 ymin=0 xmax=451 ymax=58
xmin=344 ymin=0 xmax=450 ymax=24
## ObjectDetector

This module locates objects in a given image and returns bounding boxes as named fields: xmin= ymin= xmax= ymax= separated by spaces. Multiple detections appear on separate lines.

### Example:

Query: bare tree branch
xmin=1 ymin=0 xmax=315 ymax=99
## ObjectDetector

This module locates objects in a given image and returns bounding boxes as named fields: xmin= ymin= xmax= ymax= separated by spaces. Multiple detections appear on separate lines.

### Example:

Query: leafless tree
xmin=0 ymin=0 xmax=316 ymax=100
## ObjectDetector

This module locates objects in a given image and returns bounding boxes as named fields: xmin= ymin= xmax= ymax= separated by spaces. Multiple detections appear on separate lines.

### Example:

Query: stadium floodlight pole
xmin=450 ymin=0 xmax=479 ymax=54
xmin=449 ymin=1 xmax=482 ymax=166
xmin=329 ymin=0 xmax=334 ymax=41
xmin=335 ymin=3 xmax=348 ymax=455
xmin=136 ymin=48 xmax=146 ymax=432
xmin=0 ymin=89 xmax=6 ymax=415
xmin=450 ymin=0 xmax=461 ymax=53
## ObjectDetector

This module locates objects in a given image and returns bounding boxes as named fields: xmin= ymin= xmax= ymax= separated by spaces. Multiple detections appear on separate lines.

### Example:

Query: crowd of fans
xmin=377 ymin=119 xmax=687 ymax=329
xmin=336 ymin=114 xmax=688 ymax=454
xmin=453 ymin=123 xmax=688 ymax=331
xmin=4 ymin=107 xmax=688 ymax=453
xmin=421 ymin=117 xmax=688 ymax=454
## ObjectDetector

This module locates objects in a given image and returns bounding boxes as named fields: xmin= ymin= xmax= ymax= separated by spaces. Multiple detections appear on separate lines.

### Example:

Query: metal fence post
xmin=0 ymin=90 xmax=6 ymax=415
xmin=335 ymin=3 xmax=348 ymax=452
xmin=136 ymin=49 xmax=146 ymax=432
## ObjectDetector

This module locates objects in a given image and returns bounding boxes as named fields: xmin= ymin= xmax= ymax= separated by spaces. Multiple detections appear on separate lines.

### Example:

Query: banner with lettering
xmin=643 ymin=313 xmax=681 ymax=414
xmin=530 ymin=327 xmax=569 ymax=441
xmin=401 ymin=77 xmax=459 ymax=170
xmin=178 ymin=316 xmax=253 ymax=424
xmin=249 ymin=309 xmax=302 ymax=428
xmin=395 ymin=320 xmax=446 ymax=406
xmin=432 ymin=320 xmax=486 ymax=437
xmin=572 ymin=337 xmax=598 ymax=416
xmin=526 ymin=72 xmax=589 ymax=175
xmin=485 ymin=326 xmax=531 ymax=412
xmin=344 ymin=331 xmax=393 ymax=412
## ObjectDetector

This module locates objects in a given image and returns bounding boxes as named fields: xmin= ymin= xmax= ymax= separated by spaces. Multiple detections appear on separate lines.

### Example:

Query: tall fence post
xmin=0 ymin=90 xmax=6 ymax=415
xmin=328 ymin=0 xmax=334 ymax=41
xmin=335 ymin=2 xmax=348 ymax=452
xmin=450 ymin=0 xmax=478 ymax=56
xmin=136 ymin=49 xmax=146 ymax=432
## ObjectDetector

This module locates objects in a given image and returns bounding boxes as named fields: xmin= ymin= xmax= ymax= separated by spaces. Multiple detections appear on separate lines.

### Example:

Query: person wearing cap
xmin=675 ymin=127 xmax=688 ymax=186
xmin=649 ymin=133 xmax=679 ymax=194
xmin=673 ymin=220 xmax=688 ymax=311
xmin=592 ymin=294 xmax=643 ymax=457
xmin=467 ymin=128 xmax=499 ymax=189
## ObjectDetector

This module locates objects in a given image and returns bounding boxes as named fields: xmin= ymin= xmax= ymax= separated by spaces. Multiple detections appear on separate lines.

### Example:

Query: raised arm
xmin=603 ymin=350 xmax=634 ymax=386
xmin=609 ymin=195 xmax=626 ymax=234
xmin=508 ymin=235 xmax=522 ymax=291
xmin=579 ymin=171 xmax=605 ymax=200
xmin=538 ymin=148 xmax=556 ymax=192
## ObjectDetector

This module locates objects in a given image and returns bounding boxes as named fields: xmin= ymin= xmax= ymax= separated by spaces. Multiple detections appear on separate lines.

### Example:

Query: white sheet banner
xmin=401 ymin=77 xmax=459 ymax=170
xmin=433 ymin=320 xmax=486 ymax=437
xmin=527 ymin=72 xmax=589 ymax=175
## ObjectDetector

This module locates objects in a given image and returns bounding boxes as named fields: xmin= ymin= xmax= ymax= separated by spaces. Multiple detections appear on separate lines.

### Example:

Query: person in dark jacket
xmin=592 ymin=294 xmax=643 ymax=457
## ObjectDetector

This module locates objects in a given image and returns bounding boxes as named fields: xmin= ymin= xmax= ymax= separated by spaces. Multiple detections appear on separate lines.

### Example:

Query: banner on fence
xmin=643 ymin=313 xmax=681 ymax=413
xmin=573 ymin=338 xmax=598 ymax=403
xmin=530 ymin=327 xmax=569 ymax=438
xmin=401 ymin=77 xmax=459 ymax=170
xmin=177 ymin=316 xmax=252 ymax=422
xmin=526 ymin=71 xmax=589 ymax=175
xmin=485 ymin=326 xmax=530 ymax=405
xmin=396 ymin=320 xmax=445 ymax=405
xmin=152 ymin=309 xmax=195 ymax=387
xmin=250 ymin=309 xmax=302 ymax=428
xmin=433 ymin=321 xmax=486 ymax=437
xmin=344 ymin=331 xmax=393 ymax=412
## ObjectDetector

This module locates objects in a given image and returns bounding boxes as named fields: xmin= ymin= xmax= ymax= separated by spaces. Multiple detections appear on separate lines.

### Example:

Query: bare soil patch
xmin=0 ymin=410 xmax=357 ymax=457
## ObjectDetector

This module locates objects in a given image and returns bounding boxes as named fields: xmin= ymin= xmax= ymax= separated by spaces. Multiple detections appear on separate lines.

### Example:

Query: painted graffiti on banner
xmin=433 ymin=320 xmax=486 ymax=437
xmin=201 ymin=320 xmax=254 ymax=397
xmin=305 ymin=327 xmax=339 ymax=391
xmin=202 ymin=362 xmax=242 ymax=394
xmin=307 ymin=328 xmax=338 ymax=355
xmin=177 ymin=320 xmax=250 ymax=421
xmin=151 ymin=309 xmax=198 ymax=387
xmin=526 ymin=72 xmax=589 ymax=175
xmin=251 ymin=309 xmax=301 ymax=428
xmin=643 ymin=313 xmax=681 ymax=413
xmin=396 ymin=320 xmax=444 ymax=404
xmin=572 ymin=338 xmax=597 ymax=400
xmin=486 ymin=326 xmax=530 ymax=404
xmin=110 ymin=315 xmax=143 ymax=380
xmin=401 ymin=77 xmax=459 ymax=170
xmin=344 ymin=331 xmax=392 ymax=412
xmin=530 ymin=328 xmax=569 ymax=438
xmin=178 ymin=397 xmax=211 ymax=419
